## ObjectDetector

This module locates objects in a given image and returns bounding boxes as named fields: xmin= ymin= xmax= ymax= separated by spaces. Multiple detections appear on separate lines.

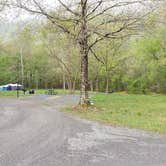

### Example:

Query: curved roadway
xmin=0 ymin=95 xmax=166 ymax=166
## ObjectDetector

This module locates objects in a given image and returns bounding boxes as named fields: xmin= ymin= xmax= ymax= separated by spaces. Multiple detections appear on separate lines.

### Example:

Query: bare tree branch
xmin=89 ymin=47 xmax=105 ymax=64
xmin=57 ymin=0 xmax=80 ymax=16
xmin=87 ymin=0 xmax=103 ymax=17
xmin=88 ymin=1 xmax=143 ymax=21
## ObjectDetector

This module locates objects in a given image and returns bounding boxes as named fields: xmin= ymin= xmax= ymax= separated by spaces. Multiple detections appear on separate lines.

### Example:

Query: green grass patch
xmin=0 ymin=89 xmax=48 ymax=97
xmin=0 ymin=89 xmax=80 ymax=98
xmin=64 ymin=93 xmax=166 ymax=133
xmin=0 ymin=91 xmax=23 ymax=97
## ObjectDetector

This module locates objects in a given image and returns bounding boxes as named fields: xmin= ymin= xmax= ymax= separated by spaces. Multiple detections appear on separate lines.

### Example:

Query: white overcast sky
xmin=1 ymin=0 xmax=57 ymax=23
xmin=0 ymin=0 xmax=161 ymax=24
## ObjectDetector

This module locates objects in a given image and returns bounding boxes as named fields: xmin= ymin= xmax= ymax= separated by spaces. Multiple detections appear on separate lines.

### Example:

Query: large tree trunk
xmin=79 ymin=0 xmax=90 ymax=106
xmin=79 ymin=52 xmax=90 ymax=105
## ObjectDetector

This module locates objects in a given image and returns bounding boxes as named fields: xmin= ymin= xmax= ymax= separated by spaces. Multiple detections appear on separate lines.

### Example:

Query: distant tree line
xmin=0 ymin=1 xmax=165 ymax=95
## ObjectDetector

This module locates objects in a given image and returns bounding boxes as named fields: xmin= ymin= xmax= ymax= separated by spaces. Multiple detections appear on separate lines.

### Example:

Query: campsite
xmin=0 ymin=1 xmax=166 ymax=166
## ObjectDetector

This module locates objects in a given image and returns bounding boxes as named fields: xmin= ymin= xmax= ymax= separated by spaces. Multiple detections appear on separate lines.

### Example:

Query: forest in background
xmin=0 ymin=3 xmax=165 ymax=94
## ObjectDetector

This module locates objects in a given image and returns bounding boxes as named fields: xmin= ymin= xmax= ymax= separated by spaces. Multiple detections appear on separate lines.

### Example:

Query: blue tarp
xmin=0 ymin=84 xmax=23 ymax=91
xmin=0 ymin=86 xmax=3 ymax=91
xmin=0 ymin=86 xmax=8 ymax=91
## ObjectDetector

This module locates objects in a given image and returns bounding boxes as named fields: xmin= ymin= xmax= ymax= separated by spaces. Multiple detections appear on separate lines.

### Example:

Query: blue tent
xmin=0 ymin=86 xmax=3 ymax=91
xmin=0 ymin=85 xmax=8 ymax=91
xmin=0 ymin=84 xmax=23 ymax=91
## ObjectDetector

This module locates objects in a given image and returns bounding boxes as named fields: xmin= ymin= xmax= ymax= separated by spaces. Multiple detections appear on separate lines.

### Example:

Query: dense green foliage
xmin=124 ymin=28 xmax=166 ymax=94
xmin=0 ymin=6 xmax=165 ymax=93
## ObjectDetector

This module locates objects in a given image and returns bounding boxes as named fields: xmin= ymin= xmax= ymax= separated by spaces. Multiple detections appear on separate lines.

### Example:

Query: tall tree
xmin=5 ymin=0 xmax=159 ymax=105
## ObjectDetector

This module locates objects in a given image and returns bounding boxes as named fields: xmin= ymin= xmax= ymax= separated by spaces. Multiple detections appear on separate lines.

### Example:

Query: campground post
xmin=17 ymin=83 xmax=19 ymax=98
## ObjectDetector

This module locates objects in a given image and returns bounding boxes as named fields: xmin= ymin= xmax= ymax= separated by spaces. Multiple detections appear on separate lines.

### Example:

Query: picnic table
xmin=45 ymin=89 xmax=58 ymax=95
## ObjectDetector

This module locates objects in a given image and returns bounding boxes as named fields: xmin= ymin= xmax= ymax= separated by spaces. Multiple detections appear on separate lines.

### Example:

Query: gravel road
xmin=0 ymin=95 xmax=166 ymax=166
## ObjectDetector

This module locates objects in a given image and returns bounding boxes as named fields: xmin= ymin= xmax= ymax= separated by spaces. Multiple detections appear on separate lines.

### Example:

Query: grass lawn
xmin=0 ymin=90 xmax=46 ymax=97
xmin=0 ymin=91 xmax=24 ymax=97
xmin=0 ymin=89 xmax=80 ymax=98
xmin=64 ymin=92 xmax=166 ymax=133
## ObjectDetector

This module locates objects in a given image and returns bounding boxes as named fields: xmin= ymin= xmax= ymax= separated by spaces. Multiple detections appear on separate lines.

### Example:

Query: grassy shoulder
xmin=64 ymin=92 xmax=166 ymax=134
xmin=0 ymin=89 xmax=76 ymax=98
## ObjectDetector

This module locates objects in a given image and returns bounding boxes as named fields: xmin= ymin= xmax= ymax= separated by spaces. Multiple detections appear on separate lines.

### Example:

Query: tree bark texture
xmin=79 ymin=0 xmax=90 ymax=106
